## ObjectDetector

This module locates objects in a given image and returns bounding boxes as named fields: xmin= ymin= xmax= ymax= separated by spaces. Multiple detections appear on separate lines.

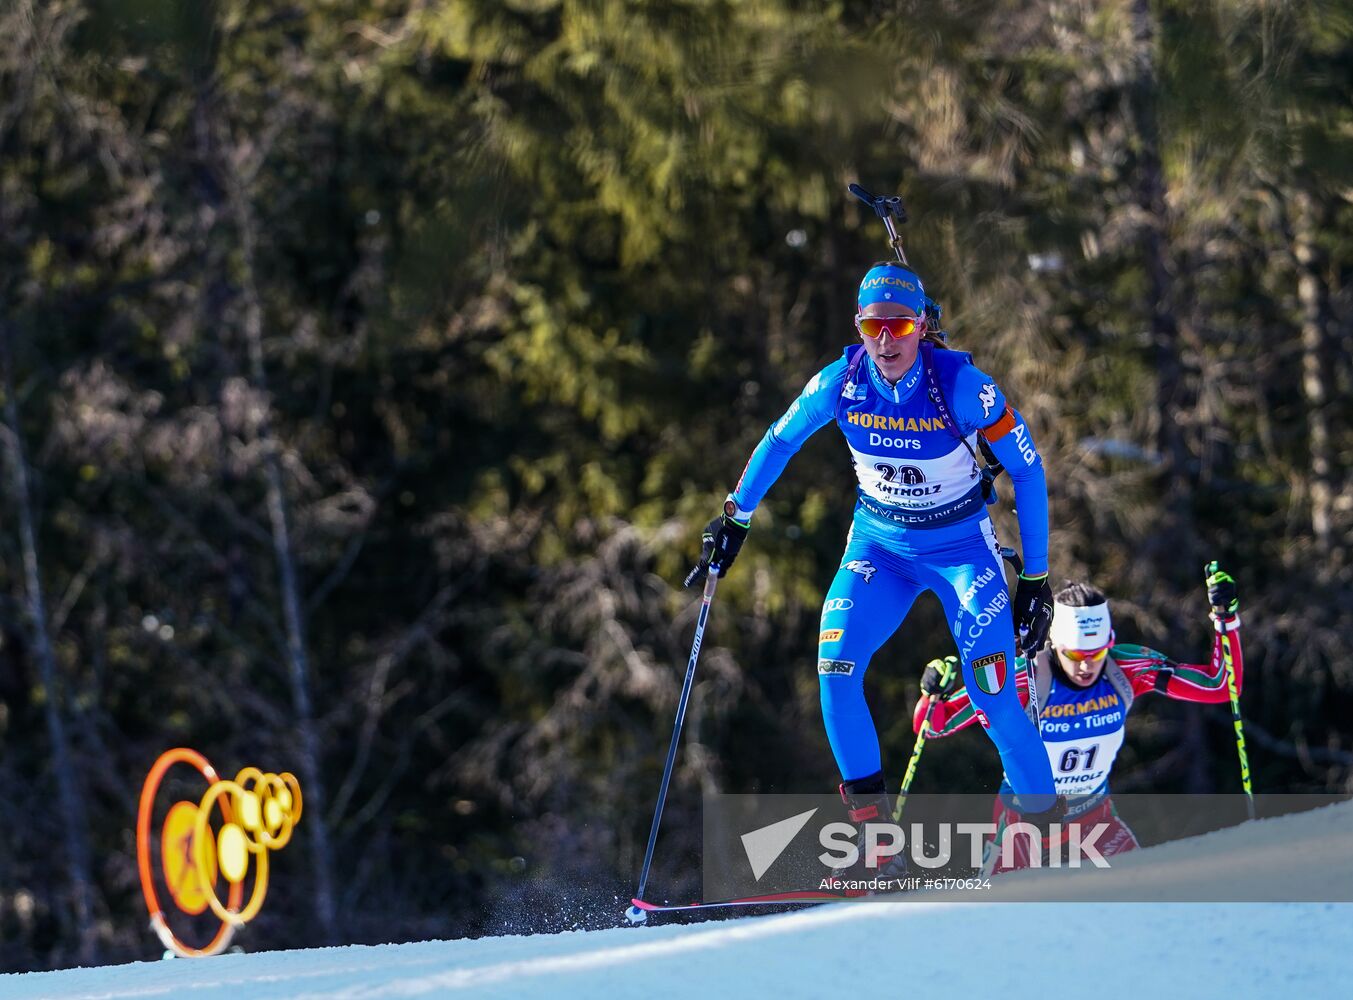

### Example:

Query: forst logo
xmin=818 ymin=658 xmax=856 ymax=676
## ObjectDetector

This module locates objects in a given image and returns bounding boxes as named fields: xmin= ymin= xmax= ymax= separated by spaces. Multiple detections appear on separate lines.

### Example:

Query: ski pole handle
xmin=1000 ymin=547 xmax=1047 ymax=732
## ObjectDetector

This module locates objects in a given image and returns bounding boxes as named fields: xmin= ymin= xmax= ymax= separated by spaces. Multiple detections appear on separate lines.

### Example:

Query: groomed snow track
xmin=6 ymin=801 xmax=1351 ymax=1000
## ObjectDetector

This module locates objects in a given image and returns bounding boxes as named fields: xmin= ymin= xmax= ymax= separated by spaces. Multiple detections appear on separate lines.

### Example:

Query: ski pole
xmin=1207 ymin=561 xmax=1254 ymax=820
xmin=999 ymin=547 xmax=1044 ymax=733
xmin=894 ymin=656 xmax=957 ymax=822
xmin=1220 ymin=628 xmax=1254 ymax=819
xmin=625 ymin=571 xmax=719 ymax=924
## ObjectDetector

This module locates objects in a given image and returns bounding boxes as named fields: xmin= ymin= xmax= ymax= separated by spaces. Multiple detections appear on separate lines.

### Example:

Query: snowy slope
xmin=6 ymin=802 xmax=1351 ymax=1000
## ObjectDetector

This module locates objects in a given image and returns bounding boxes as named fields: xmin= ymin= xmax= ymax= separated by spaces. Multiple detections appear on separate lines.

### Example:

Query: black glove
xmin=1012 ymin=572 xmax=1053 ymax=655
xmin=920 ymin=656 xmax=960 ymax=698
xmin=1205 ymin=561 xmax=1239 ymax=617
xmin=684 ymin=501 xmax=750 ymax=587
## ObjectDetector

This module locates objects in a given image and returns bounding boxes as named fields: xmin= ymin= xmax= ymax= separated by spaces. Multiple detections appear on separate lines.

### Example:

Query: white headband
xmin=1049 ymin=601 xmax=1113 ymax=650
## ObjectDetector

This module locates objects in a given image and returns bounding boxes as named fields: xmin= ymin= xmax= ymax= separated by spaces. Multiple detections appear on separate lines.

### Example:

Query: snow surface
xmin=6 ymin=802 xmax=1352 ymax=999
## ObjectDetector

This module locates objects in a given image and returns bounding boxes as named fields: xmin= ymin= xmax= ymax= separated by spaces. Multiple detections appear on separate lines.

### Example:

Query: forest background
xmin=1 ymin=0 xmax=1350 ymax=973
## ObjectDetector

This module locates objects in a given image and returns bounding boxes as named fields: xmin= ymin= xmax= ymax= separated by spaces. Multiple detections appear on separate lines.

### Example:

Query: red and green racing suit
xmin=913 ymin=617 xmax=1244 ymax=872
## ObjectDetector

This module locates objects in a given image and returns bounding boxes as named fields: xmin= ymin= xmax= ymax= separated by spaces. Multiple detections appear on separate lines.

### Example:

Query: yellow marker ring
xmin=253 ymin=773 xmax=289 ymax=849
xmin=233 ymin=767 xmax=266 ymax=836
xmin=234 ymin=768 xmax=264 ymax=826
xmin=260 ymin=772 xmax=298 ymax=849
xmin=264 ymin=794 xmax=284 ymax=836
xmin=231 ymin=769 xmax=299 ymax=850
xmin=239 ymin=768 xmax=280 ymax=846
xmin=217 ymin=823 xmax=251 ymax=884
xmin=264 ymin=772 xmax=303 ymax=851
xmin=194 ymin=781 xmax=270 ymax=926
xmin=282 ymin=772 xmax=303 ymax=823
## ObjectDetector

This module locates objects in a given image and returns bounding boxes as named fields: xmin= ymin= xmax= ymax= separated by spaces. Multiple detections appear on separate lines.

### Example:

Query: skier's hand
xmin=684 ymin=501 xmax=750 ymax=587
xmin=915 ymin=656 xmax=959 ymax=735
xmin=1012 ymin=572 xmax=1054 ymax=655
xmin=920 ymin=656 xmax=960 ymax=698
xmin=1205 ymin=561 xmax=1239 ymax=620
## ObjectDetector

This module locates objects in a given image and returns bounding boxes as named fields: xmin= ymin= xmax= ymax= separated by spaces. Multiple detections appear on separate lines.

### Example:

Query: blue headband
xmin=857 ymin=264 xmax=926 ymax=313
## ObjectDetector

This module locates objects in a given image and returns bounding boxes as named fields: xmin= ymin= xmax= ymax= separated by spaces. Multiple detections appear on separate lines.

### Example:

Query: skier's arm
xmin=687 ymin=360 xmax=847 ymax=586
xmin=1116 ymin=630 xmax=1244 ymax=704
xmin=979 ymin=407 xmax=1048 ymax=578
xmin=1119 ymin=567 xmax=1244 ymax=703
xmin=727 ymin=360 xmax=845 ymax=518
xmin=913 ymin=687 xmax=978 ymax=737
xmin=950 ymin=368 xmax=1048 ymax=576
xmin=914 ymin=667 xmax=1032 ymax=738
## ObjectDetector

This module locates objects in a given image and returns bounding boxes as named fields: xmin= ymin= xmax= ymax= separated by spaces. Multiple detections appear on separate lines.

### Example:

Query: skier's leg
xmin=986 ymin=796 xmax=1036 ymax=874
xmin=927 ymin=519 xmax=1056 ymax=808
xmin=817 ymin=538 xmax=921 ymax=782
xmin=818 ymin=535 xmax=920 ymax=894
xmin=1099 ymin=797 xmax=1140 ymax=857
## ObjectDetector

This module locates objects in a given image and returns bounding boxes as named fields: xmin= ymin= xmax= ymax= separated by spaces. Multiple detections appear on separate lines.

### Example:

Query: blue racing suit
xmin=730 ymin=345 xmax=1056 ymax=802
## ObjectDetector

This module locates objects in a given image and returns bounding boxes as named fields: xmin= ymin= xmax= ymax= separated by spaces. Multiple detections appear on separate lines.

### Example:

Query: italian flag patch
xmin=972 ymin=653 xmax=1007 ymax=694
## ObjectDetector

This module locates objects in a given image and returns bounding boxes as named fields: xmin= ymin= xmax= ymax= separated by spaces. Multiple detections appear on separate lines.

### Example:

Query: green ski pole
xmin=1206 ymin=561 xmax=1254 ymax=820
xmin=894 ymin=656 xmax=957 ymax=822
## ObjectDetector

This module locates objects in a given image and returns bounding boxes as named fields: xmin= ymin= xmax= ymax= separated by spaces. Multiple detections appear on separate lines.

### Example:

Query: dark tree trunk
xmin=230 ymin=182 xmax=340 ymax=943
xmin=1129 ymin=0 xmax=1196 ymax=642
xmin=0 ymin=321 xmax=98 ymax=962
xmin=1292 ymin=188 xmax=1336 ymax=562
xmin=188 ymin=60 xmax=339 ymax=942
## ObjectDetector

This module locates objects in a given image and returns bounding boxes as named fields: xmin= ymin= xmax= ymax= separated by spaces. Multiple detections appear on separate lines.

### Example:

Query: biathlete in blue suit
xmin=686 ymin=262 xmax=1061 ymax=881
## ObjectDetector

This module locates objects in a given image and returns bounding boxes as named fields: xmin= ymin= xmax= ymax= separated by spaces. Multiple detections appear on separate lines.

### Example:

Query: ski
xmin=629 ymin=890 xmax=841 ymax=915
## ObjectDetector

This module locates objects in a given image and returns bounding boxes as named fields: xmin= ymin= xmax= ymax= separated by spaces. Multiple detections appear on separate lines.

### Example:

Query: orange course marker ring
xmin=136 ymin=748 xmax=244 ymax=958
xmin=137 ymin=748 xmax=303 ymax=957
